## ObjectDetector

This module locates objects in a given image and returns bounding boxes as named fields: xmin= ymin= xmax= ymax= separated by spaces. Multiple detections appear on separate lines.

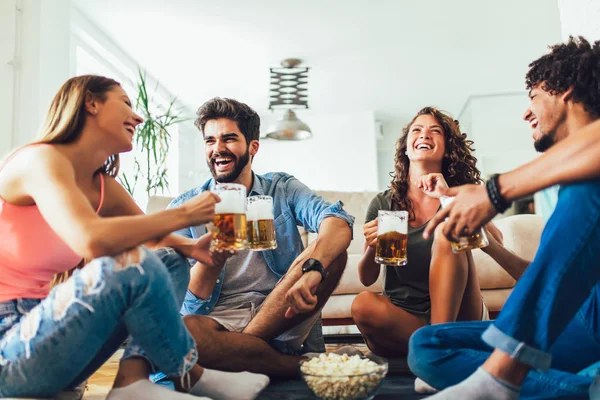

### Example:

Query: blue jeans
xmin=408 ymin=315 xmax=597 ymax=399
xmin=409 ymin=180 xmax=600 ymax=399
xmin=484 ymin=181 xmax=600 ymax=370
xmin=0 ymin=247 xmax=196 ymax=398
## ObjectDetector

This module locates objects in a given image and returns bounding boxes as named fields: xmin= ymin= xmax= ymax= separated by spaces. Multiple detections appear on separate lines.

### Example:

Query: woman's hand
xmin=418 ymin=173 xmax=449 ymax=199
xmin=182 ymin=192 xmax=221 ymax=226
xmin=363 ymin=219 xmax=378 ymax=248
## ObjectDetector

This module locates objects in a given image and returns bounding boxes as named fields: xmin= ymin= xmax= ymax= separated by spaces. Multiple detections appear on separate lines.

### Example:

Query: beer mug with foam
xmin=246 ymin=195 xmax=277 ymax=250
xmin=375 ymin=210 xmax=408 ymax=266
xmin=210 ymin=183 xmax=248 ymax=251
xmin=439 ymin=195 xmax=489 ymax=253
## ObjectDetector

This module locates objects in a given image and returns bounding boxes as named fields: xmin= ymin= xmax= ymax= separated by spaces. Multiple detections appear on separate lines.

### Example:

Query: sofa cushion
xmin=311 ymin=190 xmax=380 ymax=255
xmin=322 ymin=288 xmax=514 ymax=319
xmin=322 ymin=294 xmax=357 ymax=319
xmin=474 ymin=214 xmax=544 ymax=290
xmin=332 ymin=254 xmax=383 ymax=295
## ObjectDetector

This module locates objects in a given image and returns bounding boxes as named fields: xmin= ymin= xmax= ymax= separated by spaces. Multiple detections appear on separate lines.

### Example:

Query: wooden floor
xmin=85 ymin=350 xmax=123 ymax=399
xmin=84 ymin=345 xmax=367 ymax=399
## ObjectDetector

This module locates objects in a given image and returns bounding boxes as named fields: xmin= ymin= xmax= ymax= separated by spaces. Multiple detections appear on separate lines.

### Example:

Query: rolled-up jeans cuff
xmin=482 ymin=324 xmax=552 ymax=372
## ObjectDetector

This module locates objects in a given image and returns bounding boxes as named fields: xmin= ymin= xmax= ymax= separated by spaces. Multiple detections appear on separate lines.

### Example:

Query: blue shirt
xmin=168 ymin=172 xmax=355 ymax=316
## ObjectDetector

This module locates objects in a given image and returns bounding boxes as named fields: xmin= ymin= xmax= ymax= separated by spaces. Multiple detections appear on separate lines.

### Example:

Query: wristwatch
xmin=302 ymin=258 xmax=327 ymax=282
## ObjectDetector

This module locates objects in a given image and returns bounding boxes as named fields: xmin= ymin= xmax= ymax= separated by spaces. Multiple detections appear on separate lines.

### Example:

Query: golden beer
xmin=439 ymin=195 xmax=489 ymax=253
xmin=211 ymin=213 xmax=248 ymax=251
xmin=375 ymin=231 xmax=408 ymax=266
xmin=210 ymin=183 xmax=248 ymax=251
xmin=246 ymin=195 xmax=277 ymax=250
xmin=375 ymin=210 xmax=409 ymax=266
xmin=449 ymin=230 xmax=489 ymax=253
xmin=247 ymin=219 xmax=277 ymax=250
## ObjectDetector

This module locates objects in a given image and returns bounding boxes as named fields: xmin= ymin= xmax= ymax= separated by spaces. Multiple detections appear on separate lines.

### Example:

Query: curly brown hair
xmin=526 ymin=36 xmax=600 ymax=118
xmin=389 ymin=107 xmax=481 ymax=220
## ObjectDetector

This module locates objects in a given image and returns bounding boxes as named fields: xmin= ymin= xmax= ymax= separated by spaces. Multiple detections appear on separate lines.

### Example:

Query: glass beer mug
xmin=210 ymin=183 xmax=248 ymax=251
xmin=439 ymin=195 xmax=489 ymax=253
xmin=246 ymin=195 xmax=277 ymax=251
xmin=374 ymin=210 xmax=408 ymax=266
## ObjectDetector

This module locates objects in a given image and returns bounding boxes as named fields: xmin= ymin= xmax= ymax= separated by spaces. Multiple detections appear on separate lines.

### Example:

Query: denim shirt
xmin=168 ymin=172 xmax=355 ymax=316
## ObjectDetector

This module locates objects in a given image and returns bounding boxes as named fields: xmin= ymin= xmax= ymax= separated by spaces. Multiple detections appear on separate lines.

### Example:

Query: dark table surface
xmin=258 ymin=375 xmax=428 ymax=400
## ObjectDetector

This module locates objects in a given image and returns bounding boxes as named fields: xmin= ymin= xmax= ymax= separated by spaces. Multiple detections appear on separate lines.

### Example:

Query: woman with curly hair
xmin=351 ymin=106 xmax=503 ymax=358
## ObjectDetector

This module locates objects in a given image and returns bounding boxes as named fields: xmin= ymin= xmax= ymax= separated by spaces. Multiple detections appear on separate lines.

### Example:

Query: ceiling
xmin=73 ymin=0 xmax=562 ymax=126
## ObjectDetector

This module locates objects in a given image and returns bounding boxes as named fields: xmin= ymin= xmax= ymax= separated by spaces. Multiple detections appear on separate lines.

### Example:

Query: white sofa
xmin=147 ymin=191 xmax=545 ymax=330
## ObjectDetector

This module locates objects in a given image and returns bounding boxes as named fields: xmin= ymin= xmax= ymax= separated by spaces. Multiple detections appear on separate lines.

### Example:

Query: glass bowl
xmin=299 ymin=353 xmax=388 ymax=400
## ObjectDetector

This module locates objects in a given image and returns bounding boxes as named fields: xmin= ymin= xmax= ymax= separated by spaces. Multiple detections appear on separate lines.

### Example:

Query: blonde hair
xmin=31 ymin=75 xmax=123 ymax=286
xmin=35 ymin=74 xmax=122 ymax=176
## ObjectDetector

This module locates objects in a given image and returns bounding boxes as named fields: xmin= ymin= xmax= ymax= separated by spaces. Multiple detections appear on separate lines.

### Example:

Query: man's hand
xmin=284 ymin=271 xmax=322 ymax=319
xmin=363 ymin=219 xmax=378 ymax=248
xmin=418 ymin=173 xmax=449 ymax=199
xmin=188 ymin=232 xmax=235 ymax=269
xmin=423 ymin=184 xmax=497 ymax=240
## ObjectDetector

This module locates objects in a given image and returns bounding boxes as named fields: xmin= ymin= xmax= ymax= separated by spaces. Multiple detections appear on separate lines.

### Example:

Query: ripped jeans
xmin=0 ymin=247 xmax=197 ymax=398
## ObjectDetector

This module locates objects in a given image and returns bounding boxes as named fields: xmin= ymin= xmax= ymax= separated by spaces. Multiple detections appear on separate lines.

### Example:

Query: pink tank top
xmin=0 ymin=146 xmax=105 ymax=302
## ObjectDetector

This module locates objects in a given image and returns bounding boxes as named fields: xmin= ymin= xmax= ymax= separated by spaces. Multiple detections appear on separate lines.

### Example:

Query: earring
xmin=93 ymin=109 xmax=97 ymax=115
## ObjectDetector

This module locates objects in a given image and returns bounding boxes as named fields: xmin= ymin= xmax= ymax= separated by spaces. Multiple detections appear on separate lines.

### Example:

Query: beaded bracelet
xmin=486 ymin=174 xmax=512 ymax=213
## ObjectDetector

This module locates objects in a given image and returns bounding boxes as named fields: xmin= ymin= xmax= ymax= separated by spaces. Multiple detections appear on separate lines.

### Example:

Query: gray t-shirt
xmin=366 ymin=190 xmax=434 ymax=315
xmin=216 ymin=250 xmax=280 ymax=307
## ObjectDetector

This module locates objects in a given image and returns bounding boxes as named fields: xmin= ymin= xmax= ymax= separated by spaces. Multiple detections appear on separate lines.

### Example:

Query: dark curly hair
xmin=195 ymin=97 xmax=261 ymax=144
xmin=390 ymin=107 xmax=481 ymax=221
xmin=526 ymin=36 xmax=600 ymax=118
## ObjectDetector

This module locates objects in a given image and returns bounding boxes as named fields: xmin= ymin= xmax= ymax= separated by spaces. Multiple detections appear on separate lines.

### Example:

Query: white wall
xmin=0 ymin=1 xmax=16 ymax=155
xmin=251 ymin=111 xmax=379 ymax=192
xmin=558 ymin=0 xmax=600 ymax=41
xmin=466 ymin=94 xmax=539 ymax=177
xmin=178 ymin=122 xmax=213 ymax=193
xmin=0 ymin=0 xmax=71 ymax=157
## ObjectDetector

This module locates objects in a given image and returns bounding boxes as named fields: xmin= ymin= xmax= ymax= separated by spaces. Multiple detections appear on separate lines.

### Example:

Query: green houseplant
xmin=119 ymin=68 xmax=186 ymax=200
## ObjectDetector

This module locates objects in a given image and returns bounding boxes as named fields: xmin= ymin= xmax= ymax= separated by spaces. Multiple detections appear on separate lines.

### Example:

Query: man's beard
xmin=208 ymin=149 xmax=250 ymax=183
xmin=534 ymin=131 xmax=556 ymax=153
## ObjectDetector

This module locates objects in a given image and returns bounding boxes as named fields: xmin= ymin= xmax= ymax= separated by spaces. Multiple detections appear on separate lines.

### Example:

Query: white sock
xmin=106 ymin=379 xmax=211 ymax=400
xmin=425 ymin=368 xmax=520 ymax=400
xmin=414 ymin=377 xmax=438 ymax=394
xmin=189 ymin=368 xmax=270 ymax=400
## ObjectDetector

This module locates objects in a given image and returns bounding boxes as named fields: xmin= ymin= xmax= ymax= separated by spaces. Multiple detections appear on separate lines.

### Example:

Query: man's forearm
xmin=499 ymin=120 xmax=600 ymax=201
xmin=306 ymin=217 xmax=352 ymax=268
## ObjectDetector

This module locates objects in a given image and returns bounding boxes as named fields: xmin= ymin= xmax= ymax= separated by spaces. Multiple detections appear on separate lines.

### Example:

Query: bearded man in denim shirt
xmin=168 ymin=98 xmax=353 ymax=378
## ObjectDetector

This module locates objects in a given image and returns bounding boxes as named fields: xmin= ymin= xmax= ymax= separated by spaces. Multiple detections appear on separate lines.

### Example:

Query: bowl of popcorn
xmin=299 ymin=352 xmax=388 ymax=400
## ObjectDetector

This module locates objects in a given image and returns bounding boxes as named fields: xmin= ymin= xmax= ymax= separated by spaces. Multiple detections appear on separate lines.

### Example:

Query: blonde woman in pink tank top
xmin=0 ymin=75 xmax=269 ymax=399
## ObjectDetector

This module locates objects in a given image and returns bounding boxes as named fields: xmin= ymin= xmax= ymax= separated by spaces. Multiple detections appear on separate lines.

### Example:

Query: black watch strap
xmin=302 ymin=258 xmax=327 ymax=282
xmin=486 ymin=174 xmax=512 ymax=213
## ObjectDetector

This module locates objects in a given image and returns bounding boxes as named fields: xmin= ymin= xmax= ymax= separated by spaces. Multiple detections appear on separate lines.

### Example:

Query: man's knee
xmin=183 ymin=314 xmax=224 ymax=336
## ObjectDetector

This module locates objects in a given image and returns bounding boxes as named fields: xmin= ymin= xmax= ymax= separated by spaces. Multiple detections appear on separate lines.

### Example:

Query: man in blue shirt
xmin=169 ymin=98 xmax=354 ymax=378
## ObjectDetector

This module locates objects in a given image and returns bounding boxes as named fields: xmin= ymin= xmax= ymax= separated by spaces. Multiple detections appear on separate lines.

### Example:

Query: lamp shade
xmin=265 ymin=109 xmax=312 ymax=140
